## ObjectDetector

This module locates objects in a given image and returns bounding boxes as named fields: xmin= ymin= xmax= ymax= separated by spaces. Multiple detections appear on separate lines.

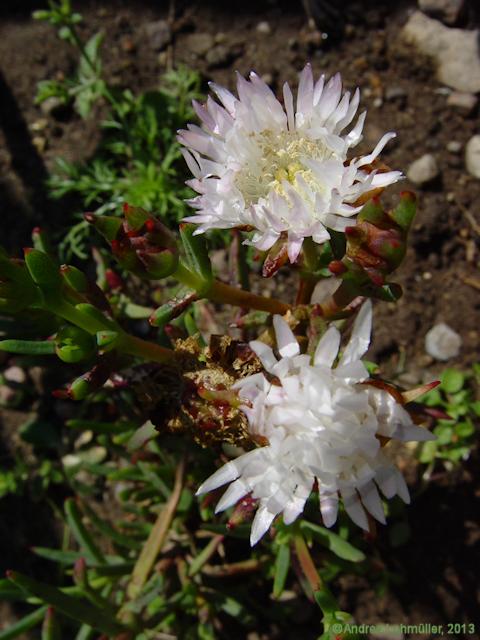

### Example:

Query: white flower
xmin=197 ymin=302 xmax=435 ymax=545
xmin=179 ymin=64 xmax=402 ymax=263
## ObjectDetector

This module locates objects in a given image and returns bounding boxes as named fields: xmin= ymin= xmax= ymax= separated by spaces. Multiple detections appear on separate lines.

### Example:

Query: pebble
xmin=446 ymin=91 xmax=478 ymax=115
xmin=256 ymin=21 xmax=271 ymax=35
xmin=407 ymin=153 xmax=440 ymax=185
xmin=465 ymin=135 xmax=480 ymax=178
xmin=144 ymin=20 xmax=171 ymax=51
xmin=185 ymin=32 xmax=214 ymax=57
xmin=401 ymin=12 xmax=480 ymax=93
xmin=30 ymin=118 xmax=48 ymax=132
xmin=418 ymin=0 xmax=465 ymax=26
xmin=446 ymin=140 xmax=462 ymax=153
xmin=3 ymin=366 xmax=26 ymax=384
xmin=0 ymin=385 xmax=18 ymax=407
xmin=40 ymin=96 xmax=66 ymax=118
xmin=32 ymin=136 xmax=47 ymax=153
xmin=425 ymin=322 xmax=462 ymax=360
xmin=385 ymin=86 xmax=407 ymax=104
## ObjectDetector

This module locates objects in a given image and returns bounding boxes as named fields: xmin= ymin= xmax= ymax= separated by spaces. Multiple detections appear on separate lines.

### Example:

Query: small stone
xmin=185 ymin=33 xmax=214 ymax=57
xmin=0 ymin=385 xmax=19 ymax=407
xmin=30 ymin=118 xmax=48 ymax=132
xmin=157 ymin=51 xmax=168 ymax=66
xmin=144 ymin=20 xmax=171 ymax=51
xmin=261 ymin=73 xmax=274 ymax=86
xmin=446 ymin=91 xmax=478 ymax=115
xmin=385 ymin=86 xmax=407 ymax=103
xmin=401 ymin=12 xmax=480 ymax=93
xmin=40 ymin=96 xmax=67 ymax=118
xmin=214 ymin=32 xmax=226 ymax=44
xmin=373 ymin=97 xmax=383 ymax=108
xmin=3 ymin=366 xmax=26 ymax=384
xmin=206 ymin=44 xmax=234 ymax=68
xmin=446 ymin=140 xmax=462 ymax=153
xmin=32 ymin=136 xmax=47 ymax=153
xmin=418 ymin=0 xmax=465 ymax=26
xmin=256 ymin=21 xmax=271 ymax=35
xmin=425 ymin=322 xmax=462 ymax=360
xmin=465 ymin=135 xmax=480 ymax=178
xmin=407 ymin=153 xmax=440 ymax=185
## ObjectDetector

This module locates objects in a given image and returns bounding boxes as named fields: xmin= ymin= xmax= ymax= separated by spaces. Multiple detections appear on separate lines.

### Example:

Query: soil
xmin=0 ymin=0 xmax=479 ymax=638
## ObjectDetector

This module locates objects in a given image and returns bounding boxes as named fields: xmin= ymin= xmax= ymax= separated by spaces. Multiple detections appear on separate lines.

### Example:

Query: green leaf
xmin=127 ymin=421 xmax=157 ymax=452
xmin=32 ymin=547 xmax=83 ymax=565
xmin=441 ymin=369 xmax=465 ymax=394
xmin=273 ymin=543 xmax=290 ymax=599
xmin=300 ymin=521 xmax=365 ymax=562
xmin=24 ymin=249 xmax=61 ymax=288
xmin=313 ymin=586 xmax=338 ymax=614
xmin=42 ymin=607 xmax=61 ymax=640
xmin=179 ymin=223 xmax=212 ymax=286
xmin=455 ymin=420 xmax=475 ymax=438
xmin=0 ymin=606 xmax=48 ymax=640
xmin=64 ymin=498 xmax=105 ymax=565
xmin=79 ymin=32 xmax=104 ymax=79
xmin=0 ymin=340 xmax=56 ymax=355
xmin=419 ymin=440 xmax=437 ymax=463
xmin=66 ymin=418 xmax=136 ymax=434
xmin=6 ymin=572 xmax=125 ymax=636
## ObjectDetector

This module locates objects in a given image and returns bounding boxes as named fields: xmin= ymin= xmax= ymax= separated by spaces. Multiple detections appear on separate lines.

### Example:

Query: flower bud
xmin=55 ymin=325 xmax=96 ymax=363
xmin=86 ymin=205 xmax=179 ymax=280
xmin=327 ymin=193 xmax=416 ymax=299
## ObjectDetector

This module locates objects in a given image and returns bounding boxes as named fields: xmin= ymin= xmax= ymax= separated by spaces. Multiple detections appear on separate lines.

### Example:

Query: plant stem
xmin=294 ymin=532 xmax=322 ymax=593
xmin=46 ymin=299 xmax=175 ymax=364
xmin=120 ymin=334 xmax=176 ymax=364
xmin=124 ymin=456 xmax=186 ymax=601
xmin=296 ymin=238 xmax=319 ymax=305
xmin=175 ymin=262 xmax=290 ymax=315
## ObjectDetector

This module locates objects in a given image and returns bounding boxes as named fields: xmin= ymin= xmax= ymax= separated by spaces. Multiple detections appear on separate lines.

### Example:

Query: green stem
xmin=296 ymin=238 xmax=319 ymax=305
xmin=120 ymin=334 xmax=175 ymax=364
xmin=294 ymin=532 xmax=322 ymax=593
xmin=124 ymin=456 xmax=185 ymax=603
xmin=46 ymin=299 xmax=175 ymax=364
xmin=175 ymin=262 xmax=290 ymax=315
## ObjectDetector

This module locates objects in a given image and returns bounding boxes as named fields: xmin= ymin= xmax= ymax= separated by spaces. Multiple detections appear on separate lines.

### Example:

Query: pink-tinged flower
xmin=179 ymin=65 xmax=402 ymax=264
xmin=197 ymin=302 xmax=435 ymax=545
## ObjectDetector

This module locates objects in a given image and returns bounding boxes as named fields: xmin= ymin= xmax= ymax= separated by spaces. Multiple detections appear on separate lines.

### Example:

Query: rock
xmin=185 ymin=33 xmax=214 ymax=57
xmin=256 ymin=21 xmax=271 ymax=35
xmin=465 ymin=135 xmax=480 ymax=178
xmin=3 ymin=366 xmax=26 ymax=384
xmin=0 ymin=385 xmax=19 ymax=407
xmin=407 ymin=153 xmax=440 ymax=185
xmin=401 ymin=12 xmax=480 ymax=93
xmin=206 ymin=45 xmax=234 ymax=68
xmin=40 ymin=96 xmax=67 ymax=119
xmin=385 ymin=86 xmax=407 ymax=104
xmin=446 ymin=91 xmax=478 ymax=115
xmin=425 ymin=322 xmax=462 ymax=360
xmin=446 ymin=140 xmax=462 ymax=153
xmin=32 ymin=136 xmax=47 ymax=153
xmin=144 ymin=20 xmax=171 ymax=51
xmin=418 ymin=0 xmax=465 ymax=25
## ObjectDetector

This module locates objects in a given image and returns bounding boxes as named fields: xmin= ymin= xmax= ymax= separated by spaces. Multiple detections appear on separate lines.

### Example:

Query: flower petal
xmin=273 ymin=316 xmax=300 ymax=358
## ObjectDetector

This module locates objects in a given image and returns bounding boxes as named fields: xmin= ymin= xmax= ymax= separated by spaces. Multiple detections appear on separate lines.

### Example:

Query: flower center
xmin=234 ymin=130 xmax=336 ymax=206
